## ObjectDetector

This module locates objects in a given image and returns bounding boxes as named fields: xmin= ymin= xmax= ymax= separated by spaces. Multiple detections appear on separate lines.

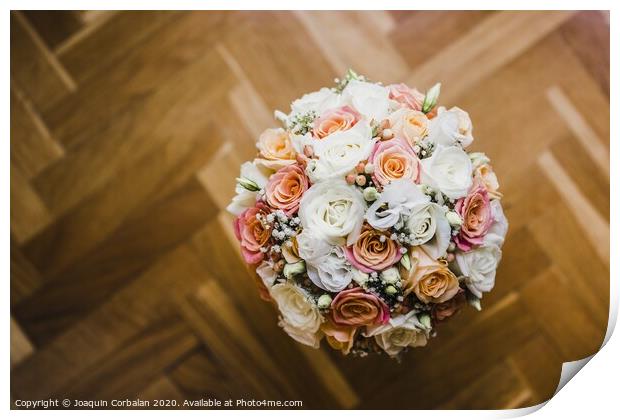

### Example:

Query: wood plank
xmin=168 ymin=349 xmax=250 ymax=402
xmin=221 ymin=11 xmax=335 ymax=112
xmin=438 ymin=361 xmax=533 ymax=409
xmin=49 ymin=11 xmax=232 ymax=148
xmin=14 ymin=178 xmax=219 ymax=345
xmin=56 ymin=11 xmax=179 ymax=84
xmin=57 ymin=314 xmax=199 ymax=401
xmin=391 ymin=11 xmax=492 ymax=70
xmin=23 ymin=119 xmax=223 ymax=280
xmin=293 ymin=11 xmax=409 ymax=82
xmin=520 ymin=268 xmax=606 ymax=361
xmin=508 ymin=335 xmax=563 ymax=404
xmin=407 ymin=11 xmax=574 ymax=104
xmin=10 ymin=164 xmax=51 ymax=244
xmin=138 ymin=375 xmax=186 ymax=404
xmin=10 ymin=11 xmax=75 ymax=113
xmin=11 ymin=242 xmax=212 ymax=400
xmin=10 ymin=87 xmax=64 ymax=180
xmin=32 ymin=48 xmax=234 ymax=217
xmin=558 ymin=11 xmax=610 ymax=97
xmin=10 ymin=238 xmax=42 ymax=306
xmin=11 ymin=318 xmax=34 ymax=368
xmin=22 ymin=11 xmax=84 ymax=49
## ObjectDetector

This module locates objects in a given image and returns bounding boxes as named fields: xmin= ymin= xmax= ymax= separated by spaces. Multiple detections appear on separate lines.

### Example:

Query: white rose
xmin=299 ymin=180 xmax=366 ymax=246
xmin=421 ymin=145 xmax=473 ymax=200
xmin=343 ymin=80 xmax=390 ymax=122
xmin=427 ymin=106 xmax=474 ymax=148
xmin=366 ymin=179 xmax=427 ymax=230
xmin=256 ymin=261 xmax=277 ymax=289
xmin=297 ymin=230 xmax=352 ymax=292
xmin=365 ymin=311 xmax=430 ymax=357
xmin=484 ymin=199 xmax=508 ymax=247
xmin=456 ymin=245 xmax=502 ymax=298
xmin=271 ymin=282 xmax=323 ymax=347
xmin=306 ymin=120 xmax=374 ymax=182
xmin=406 ymin=202 xmax=451 ymax=259
xmin=290 ymin=87 xmax=341 ymax=118
xmin=226 ymin=161 xmax=271 ymax=215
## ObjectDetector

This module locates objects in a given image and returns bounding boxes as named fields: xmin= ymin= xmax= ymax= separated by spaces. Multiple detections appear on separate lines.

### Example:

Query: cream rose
xmin=404 ymin=247 xmax=460 ymax=303
xmin=406 ymin=202 xmax=451 ymax=259
xmin=271 ymin=282 xmax=323 ymax=348
xmin=427 ymin=106 xmax=474 ymax=148
xmin=421 ymin=145 xmax=473 ymax=200
xmin=306 ymin=120 xmax=374 ymax=182
xmin=388 ymin=108 xmax=429 ymax=145
xmin=455 ymin=245 xmax=502 ymax=298
xmin=254 ymin=128 xmax=297 ymax=170
xmin=365 ymin=311 xmax=430 ymax=357
xmin=343 ymin=80 xmax=390 ymax=122
xmin=298 ymin=180 xmax=366 ymax=246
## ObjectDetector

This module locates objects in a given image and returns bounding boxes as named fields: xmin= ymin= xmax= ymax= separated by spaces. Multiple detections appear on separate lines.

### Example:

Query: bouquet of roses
xmin=227 ymin=70 xmax=508 ymax=358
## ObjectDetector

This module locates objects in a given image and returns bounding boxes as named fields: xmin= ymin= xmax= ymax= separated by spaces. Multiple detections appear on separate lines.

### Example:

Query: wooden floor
xmin=10 ymin=10 xmax=610 ymax=409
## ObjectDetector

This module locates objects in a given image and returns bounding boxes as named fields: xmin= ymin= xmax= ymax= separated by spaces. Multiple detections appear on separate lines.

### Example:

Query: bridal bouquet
xmin=228 ymin=71 xmax=507 ymax=358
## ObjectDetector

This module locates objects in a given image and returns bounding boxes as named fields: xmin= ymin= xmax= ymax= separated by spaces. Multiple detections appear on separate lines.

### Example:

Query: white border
xmin=3 ymin=1 xmax=616 ymax=419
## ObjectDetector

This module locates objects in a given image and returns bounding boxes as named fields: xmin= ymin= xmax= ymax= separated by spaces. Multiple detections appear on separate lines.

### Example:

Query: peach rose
xmin=344 ymin=224 xmax=402 ymax=273
xmin=474 ymin=163 xmax=502 ymax=199
xmin=369 ymin=137 xmax=420 ymax=187
xmin=331 ymin=287 xmax=390 ymax=326
xmin=388 ymin=83 xmax=424 ymax=111
xmin=313 ymin=105 xmax=361 ymax=139
xmin=321 ymin=318 xmax=357 ymax=355
xmin=404 ymin=247 xmax=460 ymax=303
xmin=233 ymin=202 xmax=272 ymax=264
xmin=431 ymin=288 xmax=466 ymax=322
xmin=454 ymin=182 xmax=493 ymax=251
xmin=388 ymin=108 xmax=429 ymax=145
xmin=255 ymin=128 xmax=297 ymax=170
xmin=265 ymin=164 xmax=309 ymax=215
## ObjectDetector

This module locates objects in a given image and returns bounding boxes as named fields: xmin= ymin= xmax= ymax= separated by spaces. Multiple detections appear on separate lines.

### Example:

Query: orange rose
xmin=313 ymin=106 xmax=361 ymax=139
xmin=331 ymin=287 xmax=390 ymax=326
xmin=369 ymin=137 xmax=420 ymax=187
xmin=264 ymin=164 xmax=309 ymax=215
xmin=321 ymin=318 xmax=357 ymax=355
xmin=404 ymin=247 xmax=460 ymax=303
xmin=344 ymin=224 xmax=402 ymax=273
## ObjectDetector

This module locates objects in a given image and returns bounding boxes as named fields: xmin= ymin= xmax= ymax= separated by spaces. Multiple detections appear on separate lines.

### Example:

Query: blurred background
xmin=10 ymin=10 xmax=609 ymax=409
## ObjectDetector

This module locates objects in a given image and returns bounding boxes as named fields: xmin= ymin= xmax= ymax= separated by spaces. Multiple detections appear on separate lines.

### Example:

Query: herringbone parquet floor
xmin=10 ymin=10 xmax=610 ymax=409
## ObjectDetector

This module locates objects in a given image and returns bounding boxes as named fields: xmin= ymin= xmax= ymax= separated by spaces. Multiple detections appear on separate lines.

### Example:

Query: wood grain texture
xmin=10 ymin=10 xmax=609 ymax=410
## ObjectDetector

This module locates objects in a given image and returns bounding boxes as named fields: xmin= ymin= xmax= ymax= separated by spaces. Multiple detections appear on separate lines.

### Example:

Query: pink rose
xmin=369 ymin=137 xmax=420 ymax=186
xmin=454 ymin=182 xmax=493 ymax=251
xmin=331 ymin=287 xmax=390 ymax=327
xmin=313 ymin=105 xmax=361 ymax=139
xmin=344 ymin=224 xmax=402 ymax=273
xmin=388 ymin=83 xmax=424 ymax=111
xmin=265 ymin=164 xmax=309 ymax=215
xmin=233 ymin=202 xmax=272 ymax=264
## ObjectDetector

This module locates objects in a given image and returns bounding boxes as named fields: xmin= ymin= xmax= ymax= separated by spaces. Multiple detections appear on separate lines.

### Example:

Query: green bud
xmin=422 ymin=83 xmax=441 ymax=113
xmin=317 ymin=294 xmax=333 ymax=309
xmin=236 ymin=177 xmax=260 ymax=192
xmin=283 ymin=261 xmax=306 ymax=279
xmin=467 ymin=294 xmax=482 ymax=311
xmin=385 ymin=285 xmax=397 ymax=295
xmin=418 ymin=313 xmax=432 ymax=329
xmin=363 ymin=186 xmax=380 ymax=202
xmin=400 ymin=253 xmax=412 ymax=271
